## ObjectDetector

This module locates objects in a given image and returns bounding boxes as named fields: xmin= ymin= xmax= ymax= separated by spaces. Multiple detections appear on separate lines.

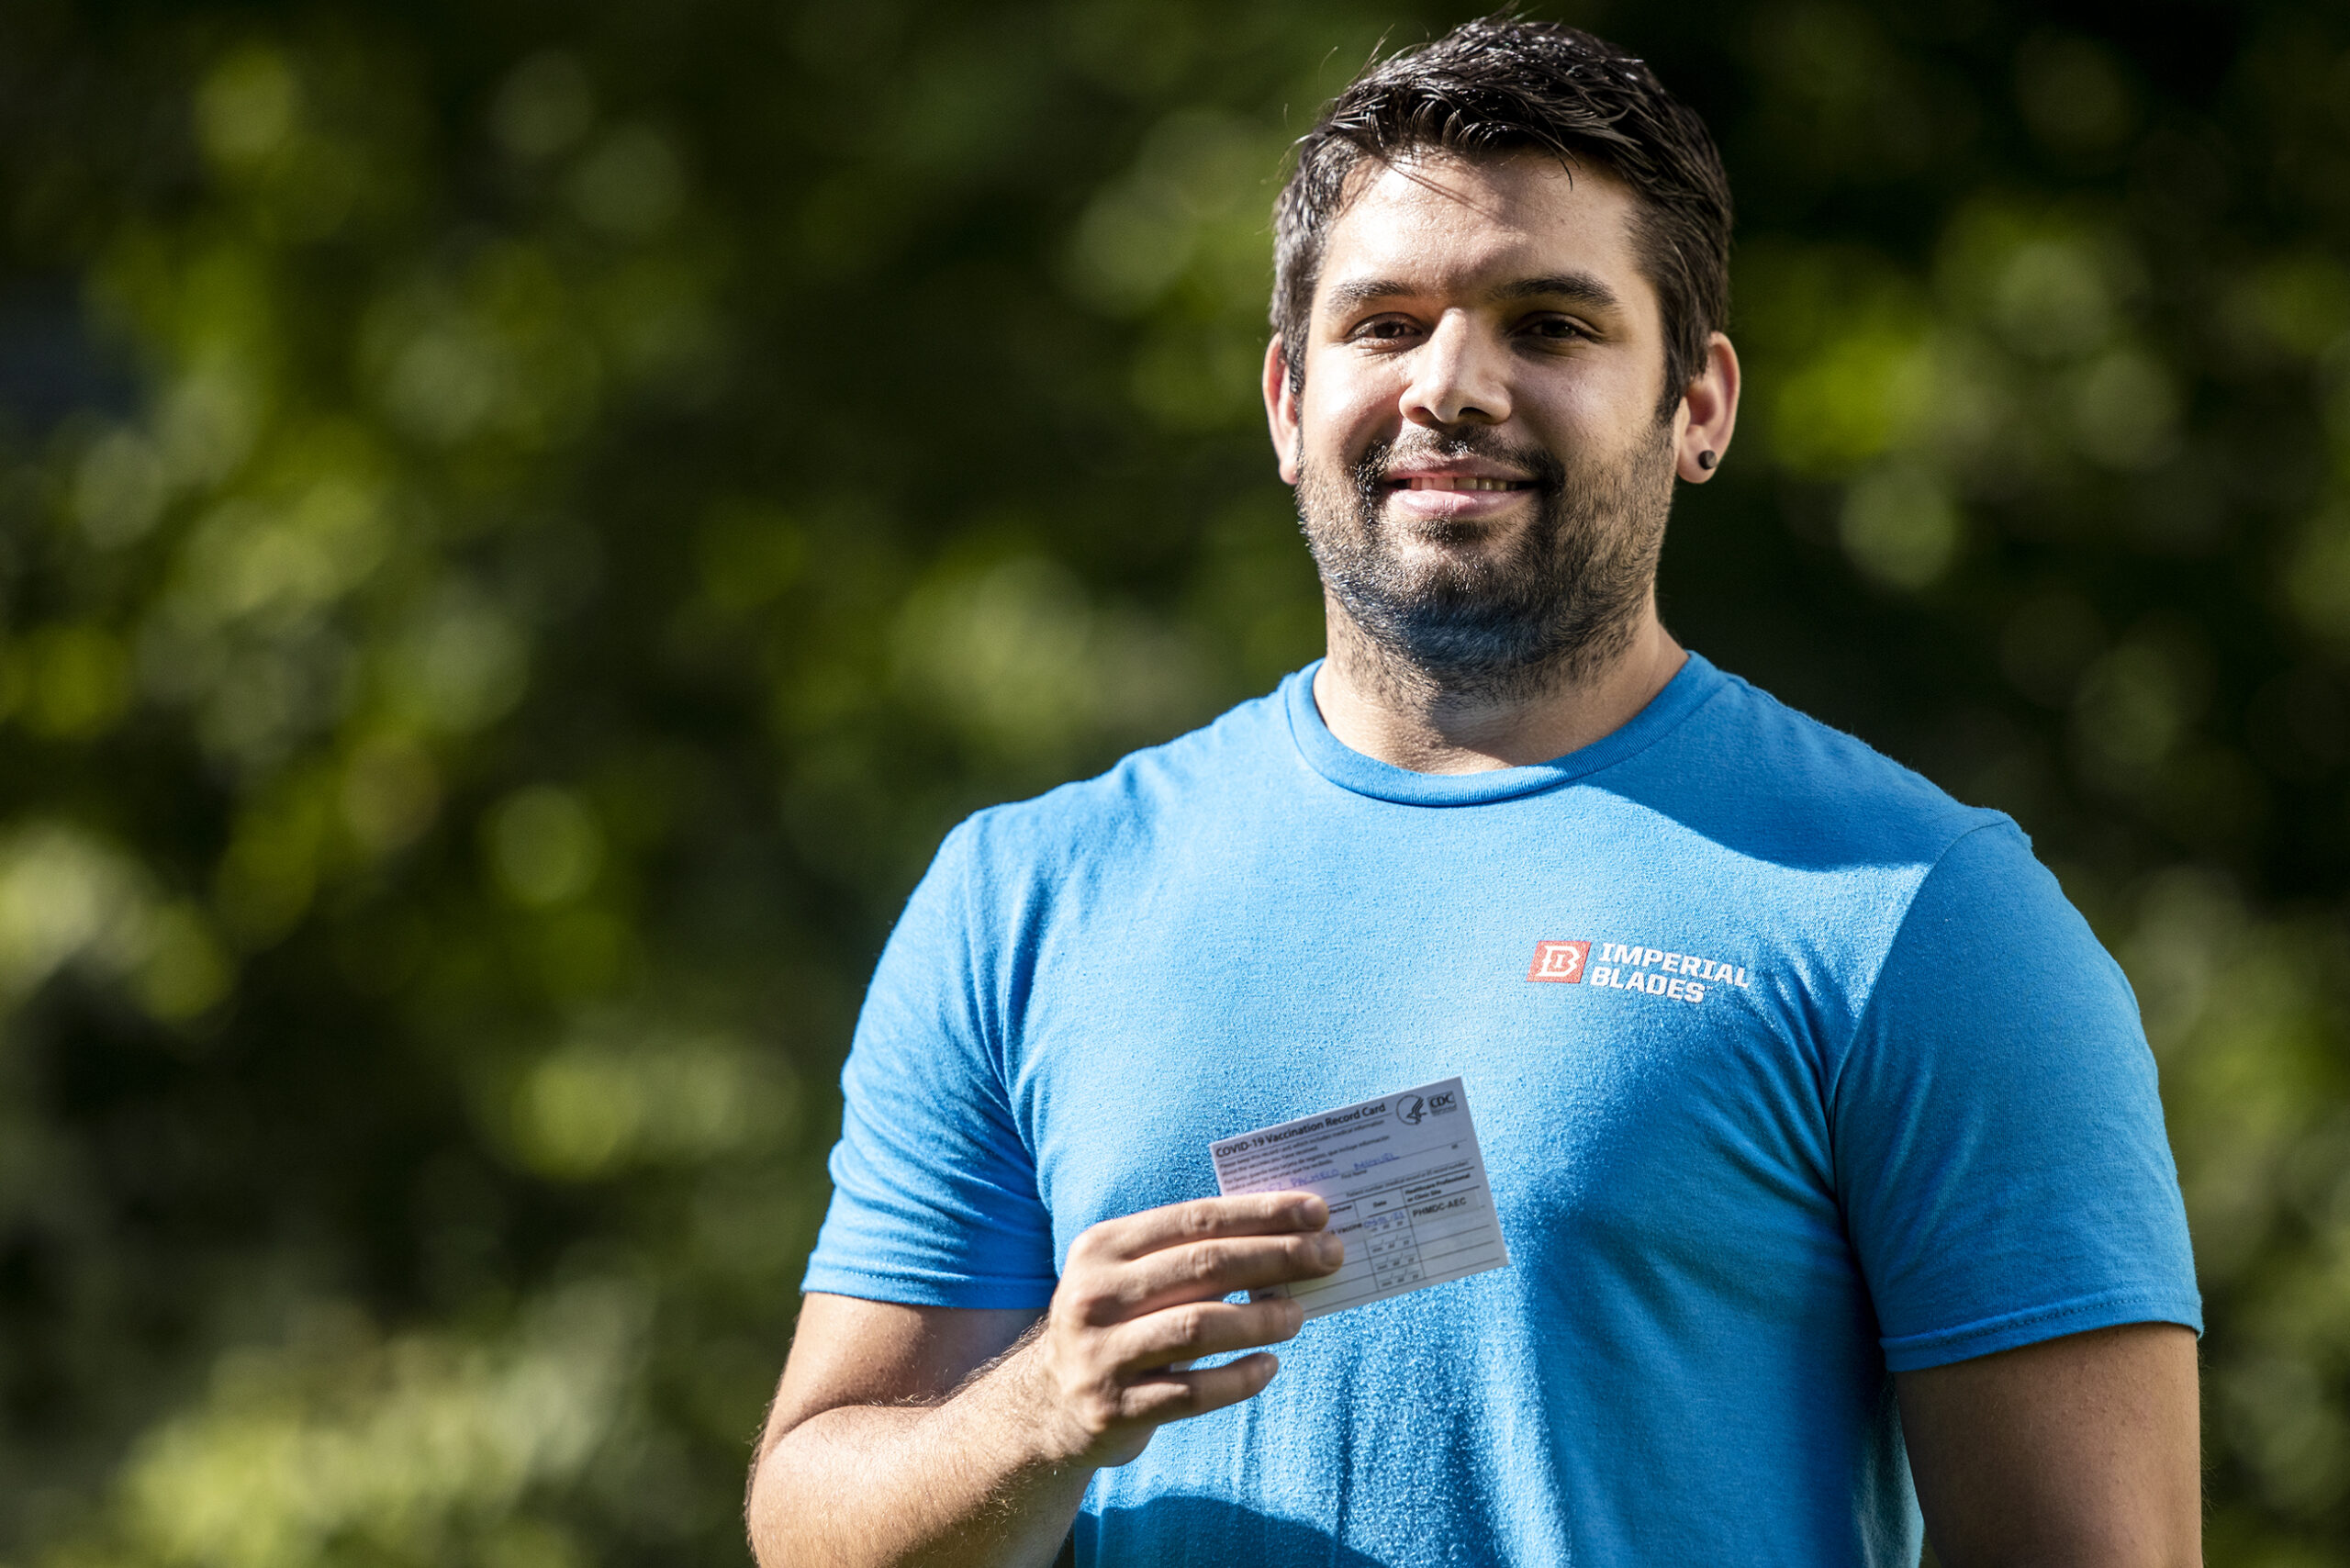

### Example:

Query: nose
xmin=1401 ymin=310 xmax=1511 ymax=429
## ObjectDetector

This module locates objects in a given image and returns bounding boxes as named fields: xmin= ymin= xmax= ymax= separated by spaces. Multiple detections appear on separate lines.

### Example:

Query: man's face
xmin=1268 ymin=151 xmax=1683 ymax=695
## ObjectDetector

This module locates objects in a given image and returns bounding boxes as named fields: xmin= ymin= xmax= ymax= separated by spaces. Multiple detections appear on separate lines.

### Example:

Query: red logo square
xmin=1528 ymin=940 xmax=1590 ymax=983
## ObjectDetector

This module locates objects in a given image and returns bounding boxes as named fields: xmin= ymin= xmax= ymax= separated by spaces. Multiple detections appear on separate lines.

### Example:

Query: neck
xmin=1311 ymin=593 xmax=1687 ymax=773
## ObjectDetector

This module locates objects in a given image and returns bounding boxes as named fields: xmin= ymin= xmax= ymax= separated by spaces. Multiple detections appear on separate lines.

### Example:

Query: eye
xmin=1521 ymin=315 xmax=1595 ymax=343
xmin=1348 ymin=315 xmax=1423 ymax=343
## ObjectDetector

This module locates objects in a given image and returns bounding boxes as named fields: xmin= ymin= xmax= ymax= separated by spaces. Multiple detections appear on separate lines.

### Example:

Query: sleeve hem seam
xmin=1881 ymin=1291 xmax=2204 ymax=1369
xmin=800 ymin=1270 xmax=1058 ymax=1310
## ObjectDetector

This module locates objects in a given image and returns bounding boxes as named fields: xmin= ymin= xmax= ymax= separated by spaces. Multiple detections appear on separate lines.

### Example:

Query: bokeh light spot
xmin=487 ymin=787 xmax=604 ymax=908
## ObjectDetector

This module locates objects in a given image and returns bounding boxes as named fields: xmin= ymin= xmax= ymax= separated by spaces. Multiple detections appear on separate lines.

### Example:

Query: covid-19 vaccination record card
xmin=1208 ymin=1077 xmax=1511 ymax=1319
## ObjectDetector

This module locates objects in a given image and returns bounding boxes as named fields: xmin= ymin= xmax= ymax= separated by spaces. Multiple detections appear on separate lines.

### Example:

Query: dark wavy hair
xmin=1271 ymin=16 xmax=1733 ymax=418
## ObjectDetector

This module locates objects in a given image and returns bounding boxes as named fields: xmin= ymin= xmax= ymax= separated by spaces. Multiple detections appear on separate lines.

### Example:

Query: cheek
xmin=1298 ymin=364 xmax=1404 ymax=455
xmin=1526 ymin=364 xmax=1658 ymax=450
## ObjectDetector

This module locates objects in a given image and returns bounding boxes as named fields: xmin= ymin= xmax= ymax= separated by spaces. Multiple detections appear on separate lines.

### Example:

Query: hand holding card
xmin=1208 ymin=1077 xmax=1511 ymax=1320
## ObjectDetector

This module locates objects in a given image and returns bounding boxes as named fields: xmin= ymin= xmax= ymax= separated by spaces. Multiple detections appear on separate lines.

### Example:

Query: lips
xmin=1382 ymin=466 xmax=1539 ymax=522
xmin=1393 ymin=475 xmax=1533 ymax=492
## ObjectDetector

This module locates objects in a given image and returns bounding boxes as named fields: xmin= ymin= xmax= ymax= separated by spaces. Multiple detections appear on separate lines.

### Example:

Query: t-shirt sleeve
xmin=1833 ymin=821 xmax=2201 ymax=1372
xmin=800 ymin=822 xmax=1059 ymax=1310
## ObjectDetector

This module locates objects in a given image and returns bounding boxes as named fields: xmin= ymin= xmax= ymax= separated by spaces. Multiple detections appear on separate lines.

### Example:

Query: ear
xmin=1263 ymin=334 xmax=1302 ymax=486
xmin=1674 ymin=331 xmax=1741 ymax=484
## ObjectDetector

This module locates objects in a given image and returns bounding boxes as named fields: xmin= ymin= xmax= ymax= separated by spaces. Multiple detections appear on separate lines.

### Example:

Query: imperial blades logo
xmin=1526 ymin=940 xmax=1589 ymax=982
xmin=1528 ymin=939 xmax=1751 ymax=1004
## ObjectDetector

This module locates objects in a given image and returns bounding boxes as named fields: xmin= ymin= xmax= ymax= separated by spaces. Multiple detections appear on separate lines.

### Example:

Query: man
xmin=748 ymin=17 xmax=2202 ymax=1567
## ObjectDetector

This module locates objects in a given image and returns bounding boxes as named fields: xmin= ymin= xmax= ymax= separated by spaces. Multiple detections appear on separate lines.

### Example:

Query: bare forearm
xmin=1899 ymin=1324 xmax=2201 ymax=1568
xmin=748 ymin=1351 xmax=1090 ymax=1568
xmin=747 ymin=1200 xmax=1337 ymax=1567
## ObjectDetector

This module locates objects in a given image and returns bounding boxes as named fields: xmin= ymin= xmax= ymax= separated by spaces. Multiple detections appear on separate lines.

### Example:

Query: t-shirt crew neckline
xmin=1283 ymin=650 xmax=1728 ymax=807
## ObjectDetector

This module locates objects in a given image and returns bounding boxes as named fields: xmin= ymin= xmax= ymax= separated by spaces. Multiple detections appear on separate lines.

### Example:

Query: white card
xmin=1208 ymin=1077 xmax=1511 ymax=1320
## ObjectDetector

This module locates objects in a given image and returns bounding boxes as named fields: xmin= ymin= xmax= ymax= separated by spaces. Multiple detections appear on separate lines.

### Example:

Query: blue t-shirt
xmin=804 ymin=654 xmax=2200 ymax=1567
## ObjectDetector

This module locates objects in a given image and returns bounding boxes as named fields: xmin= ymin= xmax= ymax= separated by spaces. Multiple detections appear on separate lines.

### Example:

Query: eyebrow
xmin=1495 ymin=273 xmax=1622 ymax=310
xmin=1320 ymin=271 xmax=1625 ymax=318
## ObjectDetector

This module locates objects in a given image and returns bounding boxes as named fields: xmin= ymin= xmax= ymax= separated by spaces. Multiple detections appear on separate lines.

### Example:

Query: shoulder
xmin=1635 ymin=659 xmax=2009 ymax=874
xmin=946 ymin=679 xmax=1294 ymax=881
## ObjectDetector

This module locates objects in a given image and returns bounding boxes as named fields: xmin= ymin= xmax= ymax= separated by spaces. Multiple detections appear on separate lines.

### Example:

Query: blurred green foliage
xmin=1 ymin=0 xmax=2349 ymax=1562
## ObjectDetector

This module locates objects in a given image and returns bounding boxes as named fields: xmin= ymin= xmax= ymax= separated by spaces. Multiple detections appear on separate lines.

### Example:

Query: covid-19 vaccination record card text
xmin=1208 ymin=1076 xmax=1511 ymax=1319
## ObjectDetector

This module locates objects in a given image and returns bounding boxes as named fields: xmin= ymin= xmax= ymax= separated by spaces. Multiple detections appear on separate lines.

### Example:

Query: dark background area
xmin=0 ymin=0 xmax=2346 ymax=1562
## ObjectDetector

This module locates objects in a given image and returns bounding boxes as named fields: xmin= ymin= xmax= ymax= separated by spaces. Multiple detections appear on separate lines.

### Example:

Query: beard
xmin=1295 ymin=418 xmax=1675 ymax=705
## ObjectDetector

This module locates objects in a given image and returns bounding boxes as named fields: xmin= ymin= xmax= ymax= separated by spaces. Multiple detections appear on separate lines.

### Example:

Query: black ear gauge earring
xmin=1696 ymin=450 xmax=1718 ymax=471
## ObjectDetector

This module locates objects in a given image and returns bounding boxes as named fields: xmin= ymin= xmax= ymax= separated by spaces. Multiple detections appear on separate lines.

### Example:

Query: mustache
xmin=1353 ymin=430 xmax=1569 ymax=494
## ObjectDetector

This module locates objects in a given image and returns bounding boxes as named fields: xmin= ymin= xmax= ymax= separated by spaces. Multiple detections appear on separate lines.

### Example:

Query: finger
xmin=1104 ymin=1296 xmax=1307 ymax=1374
xmin=1099 ymin=1230 xmax=1344 ymax=1318
xmin=1078 ymin=1193 xmax=1329 ymax=1265
xmin=1117 ymin=1353 xmax=1282 ymax=1427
